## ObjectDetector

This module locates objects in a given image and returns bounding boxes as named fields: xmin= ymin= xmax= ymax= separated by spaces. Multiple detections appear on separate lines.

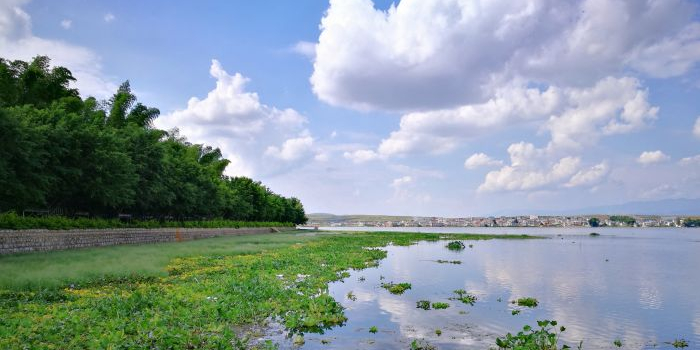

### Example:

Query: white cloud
xmin=694 ymin=116 xmax=700 ymax=138
xmin=155 ymin=60 xmax=316 ymax=177
xmin=0 ymin=1 xmax=116 ymax=98
xmin=464 ymin=153 xmax=503 ymax=169
xmin=104 ymin=13 xmax=115 ymax=23
xmin=375 ymin=76 xmax=657 ymax=157
xmin=478 ymin=152 xmax=581 ymax=192
xmin=60 ymin=19 xmax=71 ymax=29
xmin=565 ymin=162 xmax=609 ymax=188
xmin=265 ymin=136 xmax=314 ymax=162
xmin=343 ymin=149 xmax=380 ymax=163
xmin=390 ymin=175 xmax=412 ymax=188
xmin=679 ymin=154 xmax=700 ymax=166
xmin=291 ymin=41 xmax=316 ymax=59
xmin=637 ymin=151 xmax=670 ymax=165
xmin=312 ymin=0 xmax=700 ymax=112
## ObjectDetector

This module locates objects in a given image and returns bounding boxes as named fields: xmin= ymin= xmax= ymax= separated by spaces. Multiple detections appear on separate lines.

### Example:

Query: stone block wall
xmin=0 ymin=227 xmax=287 ymax=255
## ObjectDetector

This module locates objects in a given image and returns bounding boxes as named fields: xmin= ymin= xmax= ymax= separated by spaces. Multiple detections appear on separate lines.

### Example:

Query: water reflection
xmin=284 ymin=228 xmax=700 ymax=349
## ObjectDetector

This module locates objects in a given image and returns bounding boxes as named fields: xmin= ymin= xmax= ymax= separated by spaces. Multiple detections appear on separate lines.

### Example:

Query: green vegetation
xmin=670 ymin=339 xmax=689 ymax=348
xmin=511 ymin=309 xmax=521 ymax=315
xmin=0 ymin=231 xmax=530 ymax=348
xmin=410 ymin=339 xmax=436 ymax=350
xmin=381 ymin=282 xmax=412 ymax=295
xmin=682 ymin=218 xmax=700 ymax=227
xmin=369 ymin=326 xmax=378 ymax=334
xmin=495 ymin=320 xmax=569 ymax=350
xmin=346 ymin=291 xmax=356 ymax=301
xmin=446 ymin=241 xmax=466 ymax=251
xmin=515 ymin=297 xmax=539 ymax=308
xmin=452 ymin=289 xmax=477 ymax=305
xmin=610 ymin=216 xmax=636 ymax=226
xmin=588 ymin=218 xmax=600 ymax=227
xmin=435 ymin=329 xmax=442 ymax=336
xmin=431 ymin=302 xmax=449 ymax=309
xmin=0 ymin=212 xmax=293 ymax=230
xmin=613 ymin=339 xmax=622 ymax=347
xmin=0 ymin=231 xmax=308 ymax=291
xmin=416 ymin=300 xmax=431 ymax=310
xmin=589 ymin=232 xmax=600 ymax=236
xmin=0 ymin=56 xmax=306 ymax=225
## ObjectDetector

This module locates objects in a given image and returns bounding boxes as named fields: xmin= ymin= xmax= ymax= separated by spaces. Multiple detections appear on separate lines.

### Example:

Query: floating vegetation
xmin=416 ymin=300 xmax=431 ymax=310
xmin=292 ymin=334 xmax=305 ymax=346
xmin=452 ymin=289 xmax=477 ymax=305
xmin=446 ymin=241 xmax=466 ymax=251
xmin=410 ymin=339 xmax=437 ymax=350
xmin=435 ymin=259 xmax=462 ymax=264
xmin=613 ymin=339 xmax=622 ymax=347
xmin=358 ymin=276 xmax=366 ymax=282
xmin=468 ymin=244 xmax=474 ymax=248
xmin=495 ymin=320 xmax=570 ymax=350
xmin=369 ymin=326 xmax=378 ymax=334
xmin=511 ymin=310 xmax=521 ymax=315
xmin=514 ymin=297 xmax=539 ymax=308
xmin=590 ymin=232 xmax=601 ymax=236
xmin=346 ymin=291 xmax=356 ymax=301
xmin=670 ymin=339 xmax=689 ymax=348
xmin=435 ymin=329 xmax=442 ymax=336
xmin=431 ymin=302 xmax=450 ymax=309
xmin=381 ymin=282 xmax=412 ymax=295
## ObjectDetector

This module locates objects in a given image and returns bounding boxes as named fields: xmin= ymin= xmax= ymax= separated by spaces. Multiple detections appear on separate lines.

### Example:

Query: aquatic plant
xmin=495 ymin=320 xmax=570 ymax=350
xmin=452 ymin=289 xmax=477 ymax=305
xmin=670 ymin=339 xmax=688 ymax=348
xmin=431 ymin=302 xmax=449 ymax=309
xmin=589 ymin=232 xmax=601 ymax=236
xmin=346 ymin=291 xmax=356 ymax=301
xmin=613 ymin=339 xmax=622 ymax=347
xmin=511 ymin=310 xmax=521 ymax=315
xmin=469 ymin=244 xmax=474 ymax=248
xmin=515 ymin=297 xmax=539 ymax=307
xmin=446 ymin=241 xmax=466 ymax=251
xmin=435 ymin=329 xmax=442 ymax=336
xmin=410 ymin=339 xmax=437 ymax=350
xmin=381 ymin=282 xmax=412 ymax=295
xmin=416 ymin=300 xmax=431 ymax=310
xmin=369 ymin=326 xmax=378 ymax=334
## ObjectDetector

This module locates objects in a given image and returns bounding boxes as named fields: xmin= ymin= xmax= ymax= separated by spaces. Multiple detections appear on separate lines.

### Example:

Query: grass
xmin=0 ymin=230 xmax=310 ymax=290
xmin=0 ymin=231 xmax=534 ymax=349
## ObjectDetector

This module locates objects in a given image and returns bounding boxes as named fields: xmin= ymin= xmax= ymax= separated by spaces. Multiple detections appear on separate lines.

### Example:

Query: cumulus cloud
xmin=311 ymin=0 xmax=700 ymax=112
xmin=60 ymin=19 xmax=71 ymax=29
xmin=0 ymin=1 xmax=116 ymax=97
xmin=343 ymin=149 xmax=380 ymax=163
xmin=679 ymin=155 xmax=700 ymax=166
xmin=103 ymin=13 xmax=115 ymax=23
xmin=565 ymin=162 xmax=609 ymax=188
xmin=464 ymin=153 xmax=503 ymax=169
xmin=155 ymin=60 xmax=316 ymax=177
xmin=637 ymin=151 xmax=670 ymax=165
xmin=376 ymin=76 xmax=657 ymax=157
xmin=694 ymin=116 xmax=700 ymax=138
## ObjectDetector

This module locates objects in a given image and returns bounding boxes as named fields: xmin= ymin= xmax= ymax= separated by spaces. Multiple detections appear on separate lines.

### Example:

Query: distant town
xmin=306 ymin=214 xmax=700 ymax=228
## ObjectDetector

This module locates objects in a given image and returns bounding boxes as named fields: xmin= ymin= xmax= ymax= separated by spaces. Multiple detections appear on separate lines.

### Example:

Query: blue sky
xmin=3 ymin=0 xmax=700 ymax=216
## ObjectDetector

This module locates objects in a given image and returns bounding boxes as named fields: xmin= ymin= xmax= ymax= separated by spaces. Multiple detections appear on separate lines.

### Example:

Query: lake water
xmin=281 ymin=227 xmax=700 ymax=349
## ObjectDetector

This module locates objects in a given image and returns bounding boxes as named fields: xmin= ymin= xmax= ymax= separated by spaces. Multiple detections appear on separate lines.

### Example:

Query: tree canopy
xmin=0 ymin=56 xmax=307 ymax=224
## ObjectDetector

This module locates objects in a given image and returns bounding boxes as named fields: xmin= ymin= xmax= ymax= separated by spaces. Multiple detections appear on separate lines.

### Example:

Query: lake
xmin=276 ymin=227 xmax=700 ymax=349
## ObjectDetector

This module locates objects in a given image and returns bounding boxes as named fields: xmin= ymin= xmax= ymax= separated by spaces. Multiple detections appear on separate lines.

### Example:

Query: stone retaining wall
xmin=0 ymin=227 xmax=288 ymax=255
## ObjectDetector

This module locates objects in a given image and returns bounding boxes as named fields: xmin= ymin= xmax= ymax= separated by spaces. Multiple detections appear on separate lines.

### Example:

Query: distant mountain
xmin=537 ymin=198 xmax=700 ymax=216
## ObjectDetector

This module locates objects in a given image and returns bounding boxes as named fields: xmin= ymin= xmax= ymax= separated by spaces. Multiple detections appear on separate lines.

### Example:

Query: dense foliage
xmin=683 ymin=218 xmax=700 ymax=227
xmin=0 ymin=212 xmax=293 ymax=230
xmin=609 ymin=215 xmax=636 ymax=226
xmin=0 ymin=56 xmax=306 ymax=224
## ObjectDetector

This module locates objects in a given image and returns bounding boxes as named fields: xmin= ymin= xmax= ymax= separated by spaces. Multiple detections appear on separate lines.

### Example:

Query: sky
xmin=2 ymin=0 xmax=700 ymax=216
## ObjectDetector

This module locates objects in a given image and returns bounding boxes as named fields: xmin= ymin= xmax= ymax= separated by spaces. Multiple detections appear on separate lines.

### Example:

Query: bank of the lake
xmin=0 ymin=231 xmax=530 ymax=349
